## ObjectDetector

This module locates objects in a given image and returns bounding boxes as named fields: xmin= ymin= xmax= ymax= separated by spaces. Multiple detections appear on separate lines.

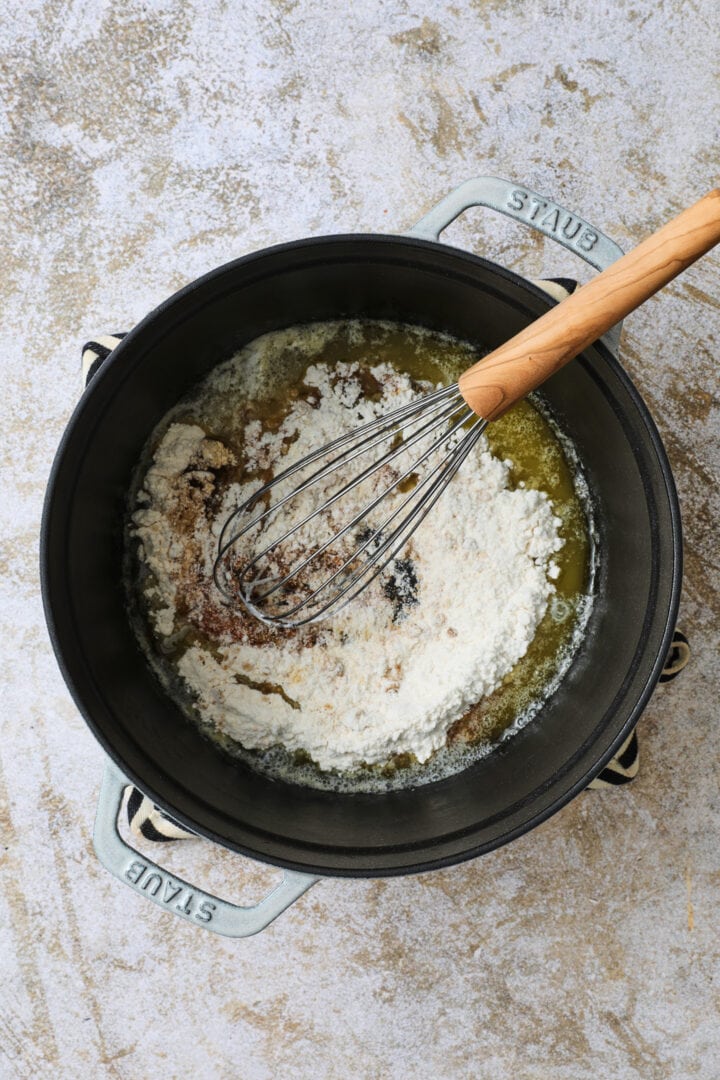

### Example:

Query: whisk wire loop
xmin=235 ymin=394 xmax=472 ymax=605
xmin=243 ymin=406 xmax=482 ymax=620
xmin=242 ymin=417 xmax=488 ymax=627
xmin=213 ymin=382 xmax=488 ymax=626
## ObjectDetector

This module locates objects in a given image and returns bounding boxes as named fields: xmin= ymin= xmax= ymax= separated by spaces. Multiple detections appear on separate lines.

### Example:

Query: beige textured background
xmin=2 ymin=1 xmax=719 ymax=1077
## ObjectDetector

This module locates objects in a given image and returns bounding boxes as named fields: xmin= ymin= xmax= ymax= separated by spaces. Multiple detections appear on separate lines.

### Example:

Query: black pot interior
xmin=42 ymin=236 xmax=681 ymax=876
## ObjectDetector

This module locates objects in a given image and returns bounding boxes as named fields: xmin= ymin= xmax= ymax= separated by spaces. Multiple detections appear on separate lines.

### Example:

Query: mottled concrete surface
xmin=2 ymin=1 xmax=719 ymax=1077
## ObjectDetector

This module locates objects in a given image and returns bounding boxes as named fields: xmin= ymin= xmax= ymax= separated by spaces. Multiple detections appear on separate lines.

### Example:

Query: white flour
xmin=132 ymin=356 xmax=565 ymax=773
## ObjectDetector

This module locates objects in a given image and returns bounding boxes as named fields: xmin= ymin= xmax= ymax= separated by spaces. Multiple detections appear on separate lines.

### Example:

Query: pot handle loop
xmin=93 ymin=762 xmax=319 ymax=938
xmin=407 ymin=176 xmax=625 ymax=354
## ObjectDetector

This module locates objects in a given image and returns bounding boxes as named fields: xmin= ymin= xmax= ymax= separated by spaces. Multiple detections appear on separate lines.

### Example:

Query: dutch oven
xmin=40 ymin=177 xmax=682 ymax=936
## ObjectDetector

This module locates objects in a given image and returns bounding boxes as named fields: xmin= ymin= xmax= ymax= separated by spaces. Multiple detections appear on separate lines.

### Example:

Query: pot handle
xmin=93 ymin=761 xmax=319 ymax=938
xmin=407 ymin=176 xmax=625 ymax=353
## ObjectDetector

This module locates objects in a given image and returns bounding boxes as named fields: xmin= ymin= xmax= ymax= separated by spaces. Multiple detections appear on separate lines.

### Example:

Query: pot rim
xmin=40 ymin=231 xmax=683 ymax=877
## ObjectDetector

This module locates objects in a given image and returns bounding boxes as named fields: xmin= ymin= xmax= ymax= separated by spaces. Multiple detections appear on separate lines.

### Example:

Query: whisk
xmin=214 ymin=191 xmax=720 ymax=627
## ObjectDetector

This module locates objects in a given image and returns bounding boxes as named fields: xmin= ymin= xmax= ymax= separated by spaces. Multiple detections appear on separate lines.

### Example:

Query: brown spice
xmin=159 ymin=433 xmax=320 ymax=651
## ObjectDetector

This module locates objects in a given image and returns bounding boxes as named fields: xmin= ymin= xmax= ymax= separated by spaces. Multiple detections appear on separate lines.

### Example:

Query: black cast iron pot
xmin=41 ymin=177 xmax=682 ymax=936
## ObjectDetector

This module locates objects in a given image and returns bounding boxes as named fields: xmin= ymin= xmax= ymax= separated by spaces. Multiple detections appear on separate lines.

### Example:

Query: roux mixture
xmin=126 ymin=320 xmax=595 ymax=791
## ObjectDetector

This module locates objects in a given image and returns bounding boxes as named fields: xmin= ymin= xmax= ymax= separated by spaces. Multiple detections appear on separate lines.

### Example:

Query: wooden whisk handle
xmin=458 ymin=189 xmax=720 ymax=421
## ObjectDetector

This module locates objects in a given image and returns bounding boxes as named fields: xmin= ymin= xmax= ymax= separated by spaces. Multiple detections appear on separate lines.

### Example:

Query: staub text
xmin=125 ymin=860 xmax=216 ymax=922
xmin=507 ymin=189 xmax=599 ymax=252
